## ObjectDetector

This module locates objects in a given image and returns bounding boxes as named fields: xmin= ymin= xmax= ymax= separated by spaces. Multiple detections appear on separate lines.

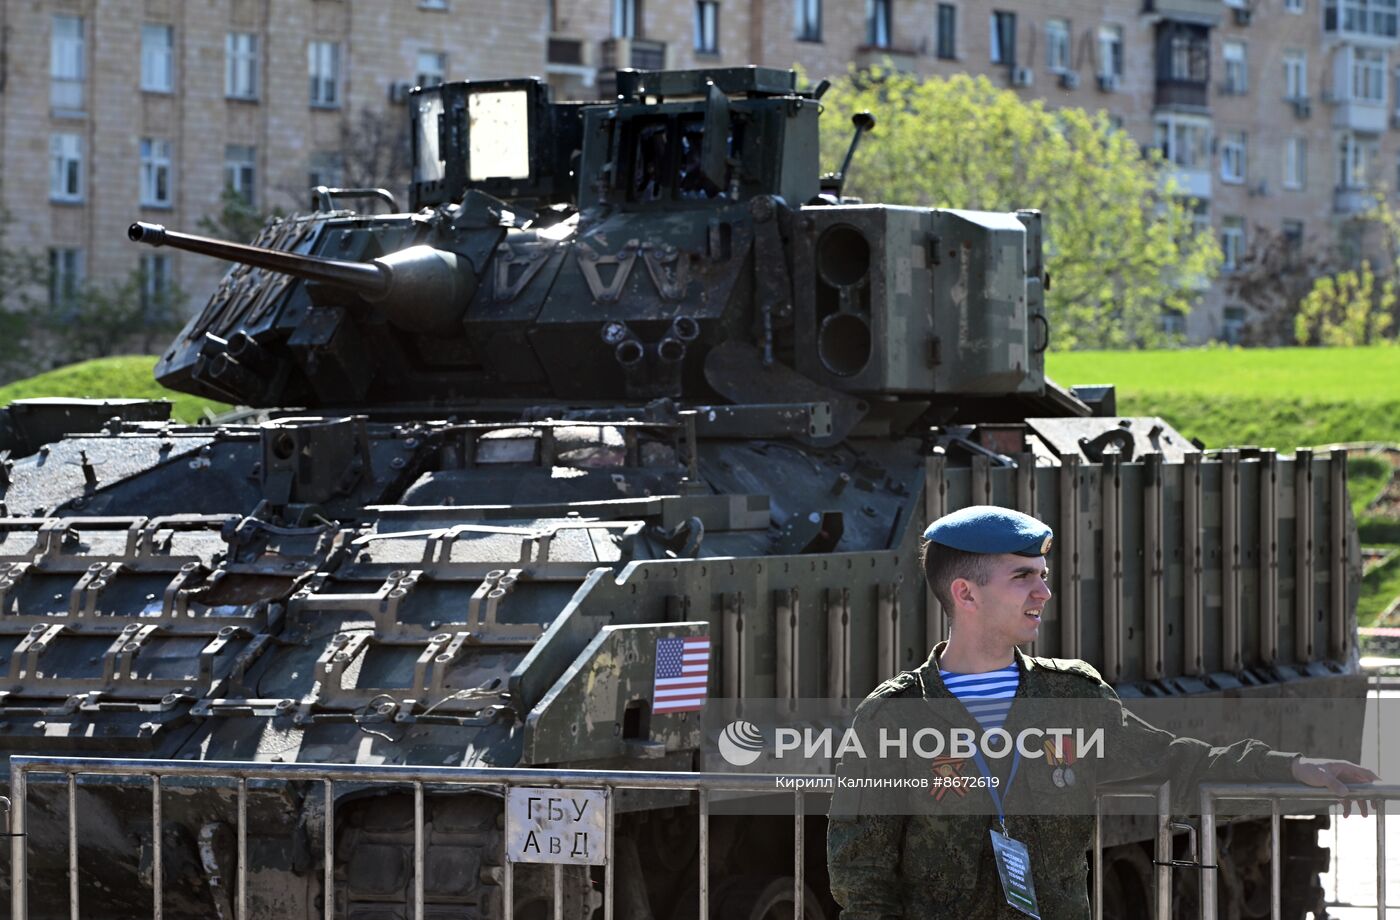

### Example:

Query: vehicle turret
xmin=139 ymin=66 xmax=1055 ymax=422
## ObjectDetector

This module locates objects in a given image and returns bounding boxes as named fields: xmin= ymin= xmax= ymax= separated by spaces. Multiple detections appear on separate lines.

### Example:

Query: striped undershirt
xmin=939 ymin=663 xmax=1020 ymax=731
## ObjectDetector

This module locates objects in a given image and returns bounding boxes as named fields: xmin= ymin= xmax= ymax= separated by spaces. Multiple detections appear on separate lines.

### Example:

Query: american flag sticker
xmin=652 ymin=635 xmax=711 ymax=714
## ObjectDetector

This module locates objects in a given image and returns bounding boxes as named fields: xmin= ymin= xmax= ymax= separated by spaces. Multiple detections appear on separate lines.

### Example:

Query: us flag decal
xmin=652 ymin=636 xmax=711 ymax=714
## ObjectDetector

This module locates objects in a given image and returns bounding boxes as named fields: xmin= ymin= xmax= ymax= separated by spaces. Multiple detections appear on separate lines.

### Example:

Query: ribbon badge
xmin=930 ymin=756 xmax=969 ymax=801
xmin=1044 ymin=737 xmax=1077 ymax=788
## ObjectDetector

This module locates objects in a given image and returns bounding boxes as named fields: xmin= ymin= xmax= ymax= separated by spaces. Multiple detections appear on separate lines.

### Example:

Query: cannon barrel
xmin=129 ymin=222 xmax=391 ymax=297
xmin=129 ymin=221 xmax=477 ymax=332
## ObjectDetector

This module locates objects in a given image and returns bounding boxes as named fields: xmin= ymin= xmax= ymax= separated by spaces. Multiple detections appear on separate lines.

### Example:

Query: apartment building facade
xmin=0 ymin=0 xmax=546 ymax=346
xmin=1 ymin=0 xmax=1395 ymax=347
xmin=552 ymin=0 xmax=1400 ymax=342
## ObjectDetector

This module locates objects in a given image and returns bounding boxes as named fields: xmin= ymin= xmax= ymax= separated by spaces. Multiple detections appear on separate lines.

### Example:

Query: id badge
xmin=989 ymin=829 xmax=1041 ymax=918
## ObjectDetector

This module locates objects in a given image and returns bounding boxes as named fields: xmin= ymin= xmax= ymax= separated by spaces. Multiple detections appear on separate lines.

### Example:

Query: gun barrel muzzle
xmin=128 ymin=222 xmax=168 ymax=246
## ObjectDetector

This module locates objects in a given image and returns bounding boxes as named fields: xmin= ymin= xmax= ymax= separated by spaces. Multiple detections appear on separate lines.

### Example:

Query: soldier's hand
xmin=1290 ymin=757 xmax=1380 ymax=817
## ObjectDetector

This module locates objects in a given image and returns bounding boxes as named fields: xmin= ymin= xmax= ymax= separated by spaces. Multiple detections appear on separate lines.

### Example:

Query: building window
xmin=1220 ymin=131 xmax=1247 ymax=184
xmin=226 ymin=32 xmax=259 ymax=99
xmin=1161 ymin=310 xmax=1187 ymax=336
xmin=416 ymin=50 xmax=446 ymax=88
xmin=694 ymin=1 xmax=719 ymax=53
xmin=936 ymin=4 xmax=956 ymax=59
xmin=49 ymin=133 xmax=84 ymax=202
xmin=1284 ymin=137 xmax=1307 ymax=189
xmin=224 ymin=145 xmax=256 ymax=204
xmin=1045 ymin=19 xmax=1070 ymax=72
xmin=1153 ymin=114 xmax=1209 ymax=168
xmin=613 ymin=0 xmax=641 ymax=38
xmin=795 ymin=0 xmax=821 ymax=41
xmin=1284 ymin=50 xmax=1307 ymax=99
xmin=140 ymin=24 xmax=174 ymax=93
xmin=1191 ymin=202 xmax=1211 ymax=240
xmin=989 ymin=11 xmax=1015 ymax=64
xmin=1327 ymin=0 xmax=1399 ymax=38
xmin=1221 ymin=217 xmax=1245 ymax=272
xmin=1222 ymin=305 xmax=1246 ymax=344
xmin=51 ymin=15 xmax=85 ymax=112
xmin=1282 ymin=219 xmax=1304 ymax=250
xmin=1222 ymin=41 xmax=1247 ymax=94
xmin=867 ymin=0 xmax=892 ymax=48
xmin=140 ymin=253 xmax=173 ymax=323
xmin=49 ymin=248 xmax=85 ymax=312
xmin=1098 ymin=24 xmax=1123 ymax=78
xmin=1163 ymin=28 xmax=1208 ymax=82
xmin=420 ymin=0 xmax=448 ymax=8
xmin=1351 ymin=47 xmax=1386 ymax=102
xmin=1339 ymin=132 xmax=1370 ymax=187
xmin=309 ymin=41 xmax=341 ymax=108
xmin=309 ymin=151 xmax=345 ymax=191
xmin=140 ymin=138 xmax=173 ymax=208
xmin=1286 ymin=0 xmax=1304 ymax=11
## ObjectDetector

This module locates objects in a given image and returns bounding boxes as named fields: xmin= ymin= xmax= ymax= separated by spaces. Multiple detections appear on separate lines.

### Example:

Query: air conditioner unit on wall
xmin=1059 ymin=71 xmax=1080 ymax=90
xmin=1292 ymin=97 xmax=1312 ymax=118
xmin=1012 ymin=66 xmax=1034 ymax=87
xmin=1097 ymin=73 xmax=1120 ymax=92
xmin=388 ymin=81 xmax=416 ymax=105
xmin=1233 ymin=5 xmax=1253 ymax=25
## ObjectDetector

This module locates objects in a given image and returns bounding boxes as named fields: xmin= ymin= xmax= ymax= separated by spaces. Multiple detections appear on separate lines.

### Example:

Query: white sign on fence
xmin=505 ymin=787 xmax=609 ymax=866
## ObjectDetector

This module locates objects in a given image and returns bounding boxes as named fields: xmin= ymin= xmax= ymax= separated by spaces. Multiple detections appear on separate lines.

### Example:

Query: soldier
xmin=826 ymin=505 xmax=1377 ymax=919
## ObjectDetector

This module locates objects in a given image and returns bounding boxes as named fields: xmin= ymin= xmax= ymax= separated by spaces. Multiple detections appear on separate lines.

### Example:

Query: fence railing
xmin=1199 ymin=782 xmax=1400 ymax=920
xmin=7 ymin=757 xmax=1173 ymax=920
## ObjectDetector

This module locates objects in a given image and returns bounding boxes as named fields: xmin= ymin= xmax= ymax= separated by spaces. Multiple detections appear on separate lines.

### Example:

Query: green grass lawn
xmin=0 ymin=356 xmax=226 ymax=423
xmin=5 ymin=349 xmax=1400 ymax=622
xmin=1048 ymin=347 xmax=1400 ymax=451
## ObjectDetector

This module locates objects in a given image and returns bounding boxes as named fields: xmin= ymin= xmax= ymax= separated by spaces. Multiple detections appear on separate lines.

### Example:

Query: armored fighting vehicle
xmin=0 ymin=67 xmax=1363 ymax=919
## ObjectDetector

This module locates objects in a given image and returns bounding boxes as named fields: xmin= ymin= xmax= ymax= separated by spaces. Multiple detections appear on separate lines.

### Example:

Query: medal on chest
xmin=1044 ymin=736 xmax=1077 ymax=788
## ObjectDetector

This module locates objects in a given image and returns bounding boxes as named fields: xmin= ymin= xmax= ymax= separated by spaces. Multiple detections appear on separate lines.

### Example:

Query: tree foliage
xmin=0 ymin=190 xmax=50 ymax=381
xmin=817 ymin=70 xmax=1220 ymax=349
xmin=338 ymin=107 xmax=413 ymax=197
xmin=1295 ymin=260 xmax=1397 ymax=346
xmin=198 ymin=185 xmax=284 ymax=245
xmin=1226 ymin=225 xmax=1341 ymax=346
xmin=37 ymin=266 xmax=188 ymax=362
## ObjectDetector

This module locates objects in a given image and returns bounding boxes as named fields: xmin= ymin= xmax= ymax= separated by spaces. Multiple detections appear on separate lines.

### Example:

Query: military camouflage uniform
xmin=826 ymin=642 xmax=1300 ymax=919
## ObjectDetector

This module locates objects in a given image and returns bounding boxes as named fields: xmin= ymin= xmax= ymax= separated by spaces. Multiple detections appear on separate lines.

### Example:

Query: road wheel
xmin=715 ymin=875 xmax=828 ymax=920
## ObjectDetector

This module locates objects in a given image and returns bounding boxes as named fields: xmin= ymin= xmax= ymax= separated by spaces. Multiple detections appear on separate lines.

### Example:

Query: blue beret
xmin=922 ymin=506 xmax=1053 ymax=557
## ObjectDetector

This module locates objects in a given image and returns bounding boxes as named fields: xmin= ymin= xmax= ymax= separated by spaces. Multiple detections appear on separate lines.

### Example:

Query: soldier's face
xmin=967 ymin=554 xmax=1052 ymax=647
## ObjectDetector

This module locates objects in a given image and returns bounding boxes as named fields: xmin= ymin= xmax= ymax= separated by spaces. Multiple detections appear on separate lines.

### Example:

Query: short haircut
xmin=921 ymin=540 xmax=997 ymax=612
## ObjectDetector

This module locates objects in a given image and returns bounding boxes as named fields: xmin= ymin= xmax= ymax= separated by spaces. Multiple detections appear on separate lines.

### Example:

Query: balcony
xmin=1334 ymin=186 xmax=1375 ymax=214
xmin=1142 ymin=0 xmax=1222 ymax=25
xmin=1325 ymin=0 xmax=1400 ymax=45
xmin=1154 ymin=22 xmax=1211 ymax=110
xmin=854 ymin=45 xmax=920 ymax=72
xmin=1332 ymin=97 xmax=1388 ymax=131
xmin=600 ymin=37 xmax=668 ymax=72
xmin=1161 ymin=166 xmax=1213 ymax=199
xmin=1156 ymin=78 xmax=1209 ymax=109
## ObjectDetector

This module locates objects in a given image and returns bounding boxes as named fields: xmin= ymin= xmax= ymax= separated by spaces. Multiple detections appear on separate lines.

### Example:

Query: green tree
xmin=818 ymin=70 xmax=1220 ymax=349
xmin=0 ymin=201 xmax=47 ymax=381
xmin=197 ymin=185 xmax=284 ymax=244
xmin=40 ymin=265 xmax=188 ymax=361
xmin=1295 ymin=260 xmax=1397 ymax=346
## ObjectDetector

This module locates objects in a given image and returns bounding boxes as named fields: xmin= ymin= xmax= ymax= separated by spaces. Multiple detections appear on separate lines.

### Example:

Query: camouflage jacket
xmin=826 ymin=642 xmax=1300 ymax=920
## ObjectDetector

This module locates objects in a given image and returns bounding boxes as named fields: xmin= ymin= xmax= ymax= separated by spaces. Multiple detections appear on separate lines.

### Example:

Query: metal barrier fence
xmin=7 ymin=756 xmax=1171 ymax=920
xmin=1199 ymin=782 xmax=1400 ymax=920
